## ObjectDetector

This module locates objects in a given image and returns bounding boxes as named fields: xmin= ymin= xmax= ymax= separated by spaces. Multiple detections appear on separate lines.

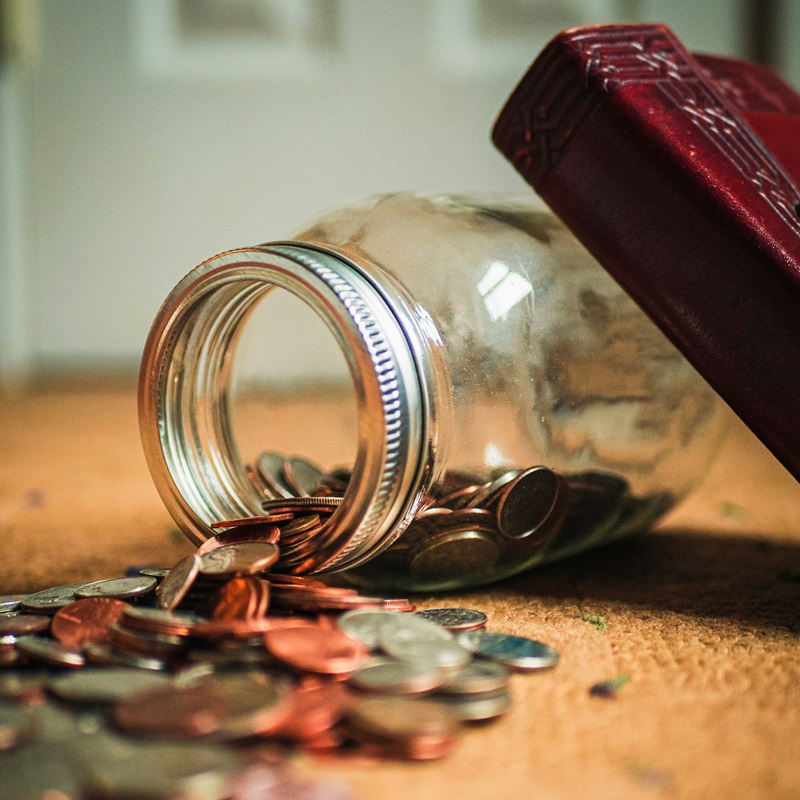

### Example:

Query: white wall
xmin=2 ymin=0 xmax=756 ymax=381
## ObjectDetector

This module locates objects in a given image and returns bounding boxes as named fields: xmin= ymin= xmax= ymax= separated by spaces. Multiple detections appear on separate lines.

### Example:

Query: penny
xmin=74 ymin=575 xmax=157 ymax=600
xmin=109 ymin=623 xmax=188 ymax=660
xmin=51 ymin=597 xmax=131 ymax=648
xmin=198 ymin=523 xmax=281 ymax=554
xmin=409 ymin=527 xmax=500 ymax=580
xmin=457 ymin=630 xmax=560 ymax=671
xmin=199 ymin=542 xmax=280 ymax=578
xmin=20 ymin=583 xmax=83 ymax=613
xmin=348 ymin=657 xmax=445 ymax=695
xmin=414 ymin=607 xmax=488 ymax=632
xmin=210 ymin=515 xmax=291 ymax=531
xmin=155 ymin=553 xmax=202 ymax=611
xmin=206 ymin=576 xmax=269 ymax=621
xmin=264 ymin=623 xmax=369 ymax=675
xmin=272 ymin=681 xmax=353 ymax=741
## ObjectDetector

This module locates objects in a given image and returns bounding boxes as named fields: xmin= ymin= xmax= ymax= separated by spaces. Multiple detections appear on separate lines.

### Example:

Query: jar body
xmin=139 ymin=193 xmax=726 ymax=591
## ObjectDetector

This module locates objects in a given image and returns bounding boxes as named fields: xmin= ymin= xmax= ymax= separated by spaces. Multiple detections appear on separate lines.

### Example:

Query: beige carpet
xmin=1 ymin=379 xmax=799 ymax=800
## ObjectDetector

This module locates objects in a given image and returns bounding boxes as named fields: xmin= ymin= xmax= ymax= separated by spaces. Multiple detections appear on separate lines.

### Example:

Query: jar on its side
xmin=139 ymin=194 xmax=726 ymax=591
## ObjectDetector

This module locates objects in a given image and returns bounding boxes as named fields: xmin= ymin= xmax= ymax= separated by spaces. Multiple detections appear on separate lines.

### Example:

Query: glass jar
xmin=139 ymin=193 xmax=726 ymax=591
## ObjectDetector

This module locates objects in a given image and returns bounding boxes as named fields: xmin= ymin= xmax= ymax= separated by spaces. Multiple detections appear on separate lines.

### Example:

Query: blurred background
xmin=1 ymin=0 xmax=799 ymax=389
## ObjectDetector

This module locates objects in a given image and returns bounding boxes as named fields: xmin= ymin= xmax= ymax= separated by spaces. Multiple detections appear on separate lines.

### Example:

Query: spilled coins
xmin=0 ymin=498 xmax=561 ymax=800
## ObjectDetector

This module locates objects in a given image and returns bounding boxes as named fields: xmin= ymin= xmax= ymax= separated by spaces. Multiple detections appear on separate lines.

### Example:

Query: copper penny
xmin=51 ymin=598 xmax=131 ymax=648
xmin=208 ymin=577 xmax=270 ymax=621
xmin=272 ymin=682 xmax=353 ymax=741
xmin=210 ymin=514 xmax=293 ymax=530
xmin=197 ymin=524 xmax=281 ymax=554
xmin=264 ymin=623 xmax=368 ymax=675
xmin=114 ymin=682 xmax=228 ymax=738
xmin=121 ymin=607 xmax=202 ymax=637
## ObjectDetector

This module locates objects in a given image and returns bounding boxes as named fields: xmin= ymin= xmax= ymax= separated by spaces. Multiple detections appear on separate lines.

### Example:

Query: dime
xmin=495 ymin=466 xmax=563 ymax=539
xmin=48 ymin=667 xmax=173 ymax=703
xmin=0 ymin=595 xmax=25 ymax=613
xmin=438 ymin=659 xmax=510 ymax=695
xmin=262 ymin=496 xmax=344 ymax=513
xmin=20 ymin=583 xmax=83 ymax=613
xmin=414 ymin=607 xmax=488 ymax=632
xmin=51 ymin=597 xmax=131 ymax=648
xmin=377 ymin=613 xmax=471 ymax=671
xmin=74 ymin=575 xmax=157 ymax=600
xmin=282 ymin=455 xmax=324 ymax=497
xmin=138 ymin=567 xmax=170 ymax=579
xmin=155 ymin=553 xmax=202 ymax=612
xmin=15 ymin=635 xmax=85 ymax=668
xmin=199 ymin=542 xmax=280 ymax=578
xmin=0 ymin=614 xmax=51 ymax=637
xmin=337 ymin=610 xmax=400 ymax=650
xmin=348 ymin=657 xmax=445 ymax=695
xmin=457 ymin=630 xmax=560 ymax=671
xmin=436 ymin=687 xmax=513 ymax=721
xmin=346 ymin=695 xmax=459 ymax=744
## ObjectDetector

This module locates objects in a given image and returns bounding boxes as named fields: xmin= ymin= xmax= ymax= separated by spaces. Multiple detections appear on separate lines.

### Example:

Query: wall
xmin=2 ymin=0 xmax=761 ymax=384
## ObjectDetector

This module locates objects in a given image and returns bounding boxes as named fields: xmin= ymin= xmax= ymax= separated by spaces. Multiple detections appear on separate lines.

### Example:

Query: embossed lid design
xmin=493 ymin=24 xmax=800 ymax=483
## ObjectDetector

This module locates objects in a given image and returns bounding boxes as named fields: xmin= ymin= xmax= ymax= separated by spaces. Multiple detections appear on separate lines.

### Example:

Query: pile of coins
xmin=247 ymin=451 xmax=667 ymax=584
xmin=0 ymin=509 xmax=560 ymax=799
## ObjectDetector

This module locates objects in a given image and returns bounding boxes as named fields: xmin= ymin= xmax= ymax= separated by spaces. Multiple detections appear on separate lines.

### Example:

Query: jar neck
xmin=138 ymin=243 xmax=437 ymax=572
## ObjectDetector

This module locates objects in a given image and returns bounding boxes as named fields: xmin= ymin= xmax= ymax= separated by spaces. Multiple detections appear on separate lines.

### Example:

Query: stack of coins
xmin=0 ymin=513 xmax=560 ymax=799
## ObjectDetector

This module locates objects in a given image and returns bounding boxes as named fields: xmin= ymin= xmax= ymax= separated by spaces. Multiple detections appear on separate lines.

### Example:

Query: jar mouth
xmin=138 ymin=244 xmax=434 ymax=573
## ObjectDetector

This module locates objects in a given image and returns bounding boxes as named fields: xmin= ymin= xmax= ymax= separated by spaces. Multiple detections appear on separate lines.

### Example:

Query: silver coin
xmin=256 ymin=450 xmax=297 ymax=499
xmin=348 ymin=656 xmax=445 ymax=695
xmin=378 ymin=613 xmax=472 ymax=671
xmin=2 ymin=742 xmax=84 ymax=800
xmin=48 ymin=668 xmax=173 ymax=703
xmin=346 ymin=695 xmax=459 ymax=741
xmin=457 ymin=630 xmax=560 ymax=671
xmin=438 ymin=659 xmax=510 ymax=695
xmin=495 ymin=466 xmax=562 ymax=539
xmin=20 ymin=583 xmax=83 ymax=613
xmin=0 ymin=704 xmax=38 ymax=751
xmin=122 ymin=607 xmax=204 ymax=632
xmin=199 ymin=541 xmax=280 ymax=577
xmin=75 ymin=575 xmax=157 ymax=600
xmin=414 ymin=607 xmax=488 ymax=632
xmin=282 ymin=455 xmax=324 ymax=497
xmin=436 ymin=687 xmax=513 ymax=721
xmin=84 ymin=642 xmax=172 ymax=672
xmin=338 ymin=609 xmax=401 ymax=650
xmin=465 ymin=469 xmax=523 ymax=508
xmin=0 ymin=595 xmax=25 ymax=613
xmin=409 ymin=528 xmax=500 ymax=580
xmin=83 ymin=739 xmax=241 ymax=800
xmin=155 ymin=553 xmax=202 ymax=612
xmin=15 ymin=635 xmax=85 ymax=668
xmin=138 ymin=567 xmax=170 ymax=579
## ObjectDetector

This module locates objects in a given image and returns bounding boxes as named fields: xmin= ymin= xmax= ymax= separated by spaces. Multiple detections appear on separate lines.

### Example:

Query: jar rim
xmin=138 ymin=243 xmax=434 ymax=572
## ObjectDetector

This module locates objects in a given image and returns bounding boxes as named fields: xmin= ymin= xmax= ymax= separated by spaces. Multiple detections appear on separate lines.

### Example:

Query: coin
xmin=256 ymin=450 xmax=297 ymax=499
xmin=457 ymin=630 xmax=560 ymax=671
xmin=51 ymin=597 xmax=131 ymax=647
xmin=409 ymin=527 xmax=500 ymax=580
xmin=377 ymin=613 xmax=471 ymax=671
xmin=20 ymin=583 xmax=83 ymax=613
xmin=414 ymin=607 xmax=488 ymax=632
xmin=346 ymin=695 xmax=459 ymax=744
xmin=199 ymin=542 xmax=280 ymax=578
xmin=48 ymin=667 xmax=173 ymax=703
xmin=74 ymin=575 xmax=157 ymax=600
xmin=121 ymin=607 xmax=203 ymax=637
xmin=436 ymin=687 xmax=513 ymax=721
xmin=348 ymin=657 xmax=445 ymax=695
xmin=264 ymin=623 xmax=369 ymax=675
xmin=495 ymin=466 xmax=563 ymax=539
xmin=155 ymin=553 xmax=202 ymax=611
xmin=338 ymin=610 xmax=400 ymax=650
xmin=0 ymin=595 xmax=25 ymax=613
xmin=438 ymin=659 xmax=510 ymax=695
xmin=0 ymin=614 xmax=51 ymax=637
xmin=15 ymin=635 xmax=85 ymax=668
xmin=282 ymin=455 xmax=324 ymax=497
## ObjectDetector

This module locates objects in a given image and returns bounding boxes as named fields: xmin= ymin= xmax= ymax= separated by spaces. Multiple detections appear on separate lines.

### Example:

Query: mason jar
xmin=138 ymin=193 xmax=726 ymax=591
